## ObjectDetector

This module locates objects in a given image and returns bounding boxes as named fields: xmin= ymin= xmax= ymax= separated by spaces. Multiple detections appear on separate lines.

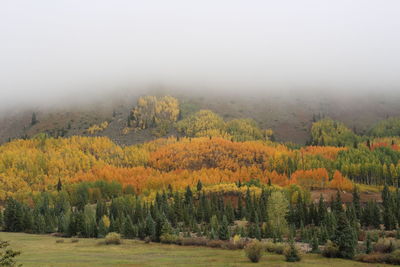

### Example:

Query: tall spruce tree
xmin=331 ymin=212 xmax=357 ymax=259
xmin=219 ymin=215 xmax=230 ymax=240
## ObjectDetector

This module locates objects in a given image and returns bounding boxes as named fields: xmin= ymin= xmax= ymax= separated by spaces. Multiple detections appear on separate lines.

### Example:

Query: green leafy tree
xmin=267 ymin=191 xmax=289 ymax=238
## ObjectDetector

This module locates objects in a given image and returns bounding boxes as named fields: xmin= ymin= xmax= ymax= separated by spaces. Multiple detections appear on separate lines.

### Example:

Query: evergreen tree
xmin=0 ymin=210 xmax=3 ymax=230
xmin=365 ymin=233 xmax=372 ymax=254
xmin=196 ymin=180 xmax=203 ymax=192
xmin=210 ymin=215 xmax=219 ymax=239
xmin=3 ymin=198 xmax=24 ymax=232
xmin=57 ymin=178 xmax=62 ymax=192
xmin=122 ymin=217 xmax=135 ymax=239
xmin=161 ymin=220 xmax=173 ymax=235
xmin=331 ymin=213 xmax=357 ymax=259
xmin=97 ymin=218 xmax=108 ymax=238
xmin=33 ymin=213 xmax=46 ymax=234
xmin=219 ymin=215 xmax=230 ymax=240
xmin=184 ymin=186 xmax=193 ymax=205
xmin=31 ymin=112 xmax=38 ymax=125
xmin=285 ymin=237 xmax=301 ymax=262
xmin=96 ymin=200 xmax=107 ymax=223
xmin=352 ymin=186 xmax=361 ymax=220
xmin=382 ymin=184 xmax=396 ymax=230
xmin=311 ymin=234 xmax=319 ymax=253
xmin=145 ymin=213 xmax=156 ymax=240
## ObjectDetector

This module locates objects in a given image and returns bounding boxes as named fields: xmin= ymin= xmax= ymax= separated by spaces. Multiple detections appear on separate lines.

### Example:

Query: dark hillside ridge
xmin=1 ymin=90 xmax=400 ymax=145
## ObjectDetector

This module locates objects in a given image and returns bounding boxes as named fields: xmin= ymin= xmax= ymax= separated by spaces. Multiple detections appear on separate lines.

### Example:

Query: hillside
xmin=2 ymin=90 xmax=400 ymax=145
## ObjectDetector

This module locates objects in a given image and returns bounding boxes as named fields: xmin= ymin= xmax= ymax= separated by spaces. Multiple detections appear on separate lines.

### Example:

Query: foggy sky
xmin=1 ymin=0 xmax=400 ymax=108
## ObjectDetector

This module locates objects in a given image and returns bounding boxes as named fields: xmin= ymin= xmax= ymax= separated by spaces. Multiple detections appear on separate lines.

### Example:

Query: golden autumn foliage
xmin=329 ymin=170 xmax=354 ymax=191
xmin=0 ymin=135 xmax=358 ymax=200
xmin=300 ymin=146 xmax=347 ymax=160
xmin=130 ymin=95 xmax=180 ymax=129
xmin=149 ymin=137 xmax=293 ymax=172
xmin=0 ymin=136 xmax=148 ymax=199
xmin=290 ymin=168 xmax=330 ymax=189
xmin=86 ymin=121 xmax=109 ymax=134
xmin=176 ymin=110 xmax=226 ymax=138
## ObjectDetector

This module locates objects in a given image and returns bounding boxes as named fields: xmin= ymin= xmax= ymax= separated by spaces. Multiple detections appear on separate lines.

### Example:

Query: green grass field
xmin=0 ymin=232 xmax=390 ymax=267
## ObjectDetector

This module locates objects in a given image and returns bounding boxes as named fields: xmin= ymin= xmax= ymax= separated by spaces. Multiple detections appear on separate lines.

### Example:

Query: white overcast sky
xmin=0 ymin=0 xmax=400 ymax=106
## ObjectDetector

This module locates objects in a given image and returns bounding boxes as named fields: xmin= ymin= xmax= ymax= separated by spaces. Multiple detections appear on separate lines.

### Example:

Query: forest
xmin=2 ymin=95 xmax=400 ymax=265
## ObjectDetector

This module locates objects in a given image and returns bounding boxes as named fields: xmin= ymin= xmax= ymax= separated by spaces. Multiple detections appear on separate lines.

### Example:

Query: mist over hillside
xmin=1 ymin=88 xmax=400 ymax=145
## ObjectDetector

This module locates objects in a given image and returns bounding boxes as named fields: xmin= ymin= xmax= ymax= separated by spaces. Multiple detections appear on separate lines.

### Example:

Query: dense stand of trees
xmin=2 ymin=134 xmax=400 ymax=201
xmin=2 ymin=181 xmax=400 ymax=254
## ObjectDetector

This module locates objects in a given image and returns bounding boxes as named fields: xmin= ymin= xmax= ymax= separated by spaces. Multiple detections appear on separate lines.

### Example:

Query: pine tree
xmin=3 ymin=198 xmax=24 ymax=232
xmin=57 ymin=178 xmax=62 ymax=192
xmin=219 ymin=215 xmax=230 ymax=240
xmin=184 ymin=186 xmax=193 ymax=205
xmin=145 ymin=213 xmax=156 ymax=241
xmin=365 ymin=233 xmax=372 ymax=254
xmin=97 ymin=218 xmax=107 ymax=238
xmin=285 ymin=237 xmax=301 ymax=262
xmin=0 ymin=210 xmax=3 ymax=230
xmin=122 ymin=217 xmax=135 ymax=239
xmin=382 ymin=184 xmax=396 ymax=230
xmin=96 ymin=200 xmax=107 ymax=223
xmin=331 ymin=213 xmax=357 ymax=259
xmin=31 ymin=112 xmax=38 ymax=125
xmin=210 ymin=215 xmax=219 ymax=239
xmin=196 ymin=180 xmax=203 ymax=192
xmin=352 ymin=186 xmax=361 ymax=220
xmin=311 ymin=234 xmax=319 ymax=253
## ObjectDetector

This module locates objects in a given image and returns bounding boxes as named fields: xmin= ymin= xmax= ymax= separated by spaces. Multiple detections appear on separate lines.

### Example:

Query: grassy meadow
xmin=0 ymin=232 xmax=391 ymax=267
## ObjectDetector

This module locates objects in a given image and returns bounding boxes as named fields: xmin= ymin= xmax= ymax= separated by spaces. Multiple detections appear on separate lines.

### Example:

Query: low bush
xmin=373 ymin=238 xmax=399 ymax=253
xmin=388 ymin=249 xmax=400 ymax=265
xmin=180 ymin=237 xmax=208 ymax=247
xmin=322 ymin=240 xmax=339 ymax=258
xmin=354 ymin=253 xmax=388 ymax=263
xmin=245 ymin=240 xmax=264 ymax=263
xmin=55 ymin=239 xmax=64 ymax=243
xmin=160 ymin=234 xmax=180 ymax=244
xmin=225 ymin=240 xmax=247 ymax=250
xmin=105 ymin=232 xmax=121 ymax=245
xmin=264 ymin=242 xmax=285 ymax=255
xmin=284 ymin=243 xmax=301 ymax=262
xmin=206 ymin=240 xmax=226 ymax=248
xmin=71 ymin=238 xmax=79 ymax=243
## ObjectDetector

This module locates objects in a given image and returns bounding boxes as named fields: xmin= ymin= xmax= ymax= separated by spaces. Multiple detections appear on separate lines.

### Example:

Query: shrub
xmin=245 ymin=240 xmax=264 ymax=263
xmin=105 ymin=232 xmax=121 ymax=245
xmin=160 ymin=234 xmax=180 ymax=244
xmin=71 ymin=238 xmax=79 ymax=243
xmin=322 ymin=240 xmax=339 ymax=258
xmin=264 ymin=242 xmax=285 ymax=255
xmin=55 ymin=239 xmax=64 ymax=243
xmin=373 ymin=238 xmax=398 ymax=253
xmin=144 ymin=236 xmax=151 ymax=244
xmin=354 ymin=253 xmax=388 ymax=263
xmin=388 ymin=249 xmax=400 ymax=265
xmin=225 ymin=240 xmax=247 ymax=250
xmin=0 ymin=240 xmax=21 ymax=267
xmin=180 ymin=237 xmax=208 ymax=247
xmin=206 ymin=240 xmax=226 ymax=248
xmin=283 ymin=241 xmax=301 ymax=262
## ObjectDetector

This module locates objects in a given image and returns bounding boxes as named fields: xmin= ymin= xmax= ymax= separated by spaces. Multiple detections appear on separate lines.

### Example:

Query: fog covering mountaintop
xmin=1 ymin=0 xmax=400 ymax=110
xmin=1 ymin=0 xmax=400 ymax=144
